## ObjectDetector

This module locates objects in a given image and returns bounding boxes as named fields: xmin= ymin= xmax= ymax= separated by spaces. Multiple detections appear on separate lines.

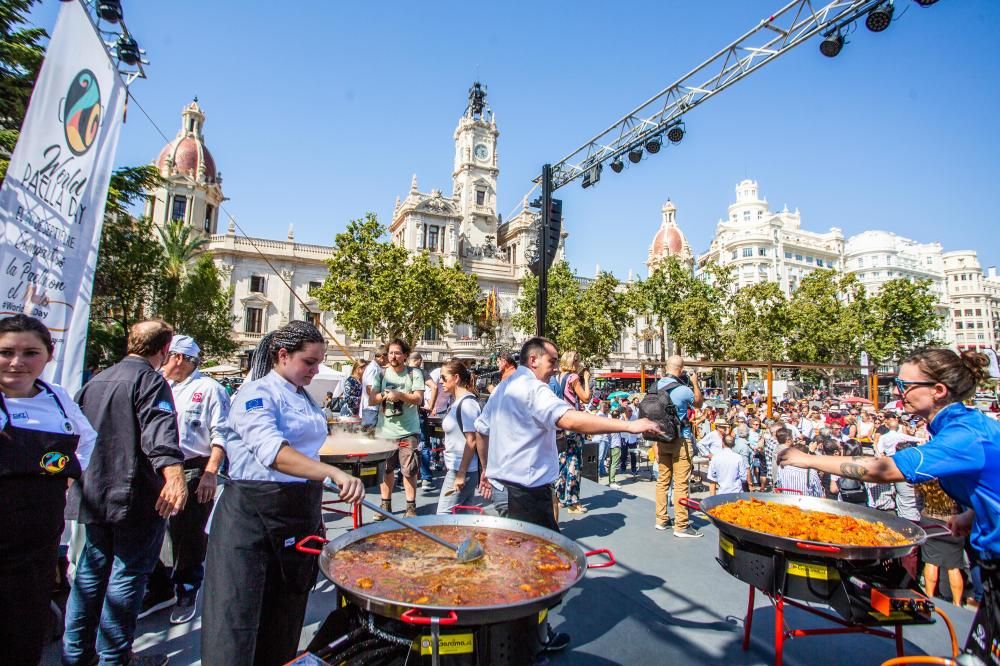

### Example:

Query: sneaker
xmin=137 ymin=587 xmax=175 ymax=619
xmin=372 ymin=499 xmax=392 ymax=522
xmin=169 ymin=588 xmax=198 ymax=625
xmin=541 ymin=630 xmax=570 ymax=653
xmin=128 ymin=653 xmax=169 ymax=666
xmin=654 ymin=521 xmax=673 ymax=531
xmin=673 ymin=526 xmax=703 ymax=539
xmin=405 ymin=503 xmax=418 ymax=518
xmin=609 ymin=483 xmax=622 ymax=490
xmin=420 ymin=479 xmax=435 ymax=491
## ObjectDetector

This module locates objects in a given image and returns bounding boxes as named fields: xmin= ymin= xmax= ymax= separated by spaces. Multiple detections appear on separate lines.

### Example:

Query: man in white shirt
xmin=695 ymin=419 xmax=730 ymax=459
xmin=358 ymin=348 xmax=387 ymax=421
xmin=707 ymin=436 xmax=747 ymax=495
xmin=142 ymin=335 xmax=233 ymax=624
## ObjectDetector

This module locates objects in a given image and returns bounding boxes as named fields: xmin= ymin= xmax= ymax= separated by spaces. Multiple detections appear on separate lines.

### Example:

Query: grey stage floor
xmin=44 ymin=472 xmax=973 ymax=665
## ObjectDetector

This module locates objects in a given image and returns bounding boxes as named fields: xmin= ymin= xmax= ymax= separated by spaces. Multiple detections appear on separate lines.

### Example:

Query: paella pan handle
xmin=678 ymin=498 xmax=702 ymax=512
xmin=585 ymin=549 xmax=617 ymax=569
xmin=918 ymin=522 xmax=957 ymax=539
xmin=400 ymin=609 xmax=459 ymax=626
xmin=449 ymin=505 xmax=485 ymax=514
xmin=794 ymin=542 xmax=841 ymax=554
xmin=295 ymin=535 xmax=329 ymax=555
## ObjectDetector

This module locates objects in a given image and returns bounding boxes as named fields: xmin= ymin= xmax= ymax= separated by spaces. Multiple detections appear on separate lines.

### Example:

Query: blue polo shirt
xmin=893 ymin=402 xmax=1000 ymax=559
xmin=656 ymin=375 xmax=695 ymax=437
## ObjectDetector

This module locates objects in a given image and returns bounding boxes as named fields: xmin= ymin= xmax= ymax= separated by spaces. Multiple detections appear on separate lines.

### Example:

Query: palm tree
xmin=157 ymin=219 xmax=209 ymax=280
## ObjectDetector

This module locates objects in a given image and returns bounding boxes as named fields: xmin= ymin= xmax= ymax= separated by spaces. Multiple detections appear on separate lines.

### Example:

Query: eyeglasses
xmin=181 ymin=354 xmax=200 ymax=366
xmin=893 ymin=377 xmax=937 ymax=395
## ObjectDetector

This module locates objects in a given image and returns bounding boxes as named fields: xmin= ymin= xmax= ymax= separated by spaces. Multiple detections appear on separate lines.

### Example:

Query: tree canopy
xmin=0 ymin=0 xmax=46 ymax=180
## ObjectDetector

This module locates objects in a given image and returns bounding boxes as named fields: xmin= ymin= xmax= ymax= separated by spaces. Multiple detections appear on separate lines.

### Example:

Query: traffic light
xmin=529 ymin=197 xmax=562 ymax=276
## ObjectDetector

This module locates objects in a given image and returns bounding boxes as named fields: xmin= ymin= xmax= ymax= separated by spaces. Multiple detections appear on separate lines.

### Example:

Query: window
xmin=956 ymin=322 xmax=964 ymax=329
xmin=758 ymin=247 xmax=768 ymax=256
xmin=757 ymin=211 xmax=763 ymax=220
xmin=306 ymin=312 xmax=320 ymax=328
xmin=976 ymin=309 xmax=983 ymax=316
xmin=795 ymin=254 xmax=803 ymax=262
xmin=244 ymin=307 xmax=263 ymax=333
xmin=171 ymin=195 xmax=187 ymax=222
xmin=250 ymin=275 xmax=266 ymax=293
xmin=784 ymin=251 xmax=792 ymax=259
xmin=965 ymin=309 xmax=974 ymax=317
xmin=806 ymin=256 xmax=814 ymax=264
xmin=475 ymin=189 xmax=486 ymax=206
xmin=611 ymin=337 xmax=621 ymax=353
xmin=423 ymin=326 xmax=439 ymax=341
xmin=731 ymin=251 xmax=738 ymax=260
xmin=962 ymin=274 xmax=967 ymax=281
xmin=204 ymin=204 xmax=214 ymax=233
xmin=873 ymin=272 xmax=881 ymax=278
xmin=644 ymin=339 xmax=655 ymax=355
xmin=927 ymin=257 xmax=933 ymax=265
xmin=743 ymin=247 xmax=753 ymax=258
xmin=953 ymin=275 xmax=958 ymax=282
xmin=857 ymin=258 xmax=864 ymax=268
xmin=816 ymin=259 xmax=824 ymax=267
xmin=979 ymin=333 xmax=985 ymax=340
xmin=978 ymin=322 xmax=984 ymax=329
xmin=308 ymin=281 xmax=323 ymax=295
xmin=743 ymin=211 xmax=751 ymax=222
xmin=426 ymin=225 xmax=440 ymax=252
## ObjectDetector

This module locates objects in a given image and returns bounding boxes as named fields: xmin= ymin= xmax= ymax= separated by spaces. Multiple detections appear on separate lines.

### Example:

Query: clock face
xmin=474 ymin=143 xmax=489 ymax=161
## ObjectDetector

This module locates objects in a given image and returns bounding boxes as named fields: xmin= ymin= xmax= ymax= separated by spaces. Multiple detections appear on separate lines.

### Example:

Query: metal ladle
xmin=324 ymin=480 xmax=484 ymax=563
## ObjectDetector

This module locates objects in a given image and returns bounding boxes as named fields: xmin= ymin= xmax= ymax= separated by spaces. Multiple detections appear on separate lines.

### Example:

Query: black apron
xmin=0 ymin=381 xmax=81 ymax=666
xmin=965 ymin=559 xmax=1000 ymax=663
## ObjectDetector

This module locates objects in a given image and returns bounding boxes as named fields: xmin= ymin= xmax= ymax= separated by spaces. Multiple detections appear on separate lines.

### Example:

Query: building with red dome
xmin=646 ymin=199 xmax=693 ymax=272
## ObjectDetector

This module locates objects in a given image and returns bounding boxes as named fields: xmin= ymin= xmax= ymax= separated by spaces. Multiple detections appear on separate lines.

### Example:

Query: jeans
xmin=62 ymin=519 xmax=167 ymax=665
xmin=418 ymin=441 xmax=433 ymax=482
xmin=436 ymin=468 xmax=481 ymax=515
xmin=597 ymin=438 xmax=610 ymax=476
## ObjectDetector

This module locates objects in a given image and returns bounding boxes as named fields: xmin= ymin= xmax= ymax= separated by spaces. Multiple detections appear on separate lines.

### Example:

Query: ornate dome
xmin=647 ymin=199 xmax=693 ymax=270
xmin=155 ymin=99 xmax=219 ymax=184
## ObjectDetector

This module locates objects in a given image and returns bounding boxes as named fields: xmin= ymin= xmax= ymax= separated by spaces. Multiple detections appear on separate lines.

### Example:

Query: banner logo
xmin=40 ymin=451 xmax=69 ymax=474
xmin=62 ymin=69 xmax=102 ymax=156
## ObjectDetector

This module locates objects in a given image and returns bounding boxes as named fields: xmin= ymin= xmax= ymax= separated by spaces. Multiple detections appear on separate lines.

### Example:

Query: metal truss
xmin=544 ymin=0 xmax=891 ymax=191
xmin=80 ymin=0 xmax=148 ymax=82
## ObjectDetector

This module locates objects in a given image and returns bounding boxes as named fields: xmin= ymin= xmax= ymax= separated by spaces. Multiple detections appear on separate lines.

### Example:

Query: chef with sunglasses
xmin=779 ymin=348 xmax=1000 ymax=663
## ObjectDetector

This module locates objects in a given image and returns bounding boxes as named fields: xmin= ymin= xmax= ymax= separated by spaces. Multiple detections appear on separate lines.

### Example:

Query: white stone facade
xmin=697 ymin=180 xmax=844 ymax=295
xmin=942 ymin=251 xmax=1000 ymax=353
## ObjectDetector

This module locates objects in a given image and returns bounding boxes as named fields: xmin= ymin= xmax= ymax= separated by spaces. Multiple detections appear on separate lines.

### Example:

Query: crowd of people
xmin=3 ymin=309 xmax=999 ymax=665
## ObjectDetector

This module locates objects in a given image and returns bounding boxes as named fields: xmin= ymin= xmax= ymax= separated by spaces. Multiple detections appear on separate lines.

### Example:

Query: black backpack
xmin=638 ymin=379 xmax=683 ymax=443
xmin=838 ymin=477 xmax=867 ymax=504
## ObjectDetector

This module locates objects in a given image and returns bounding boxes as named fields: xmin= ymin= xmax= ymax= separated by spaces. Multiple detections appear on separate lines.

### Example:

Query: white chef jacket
xmin=475 ymin=366 xmax=571 ymax=488
xmin=168 ymin=370 xmax=232 ymax=460
xmin=226 ymin=370 xmax=328 ymax=483
xmin=1 ymin=382 xmax=97 ymax=470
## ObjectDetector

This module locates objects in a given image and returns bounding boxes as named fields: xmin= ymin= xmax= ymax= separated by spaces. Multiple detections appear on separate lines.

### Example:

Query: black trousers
xmin=201 ymin=481 xmax=322 ymax=666
xmin=503 ymin=480 xmax=560 ymax=533
xmin=0 ymin=477 xmax=66 ymax=666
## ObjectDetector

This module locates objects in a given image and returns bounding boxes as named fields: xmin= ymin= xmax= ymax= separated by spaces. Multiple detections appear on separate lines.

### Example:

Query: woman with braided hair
xmin=202 ymin=321 xmax=364 ymax=666
xmin=779 ymin=348 xmax=1000 ymax=662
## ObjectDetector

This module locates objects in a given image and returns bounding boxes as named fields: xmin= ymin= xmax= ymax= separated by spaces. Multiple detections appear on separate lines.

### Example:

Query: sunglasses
xmin=893 ymin=377 xmax=937 ymax=395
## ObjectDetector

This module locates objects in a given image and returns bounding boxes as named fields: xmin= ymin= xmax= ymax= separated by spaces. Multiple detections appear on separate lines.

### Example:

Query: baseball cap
xmin=169 ymin=335 xmax=200 ymax=358
xmin=713 ymin=418 xmax=732 ymax=428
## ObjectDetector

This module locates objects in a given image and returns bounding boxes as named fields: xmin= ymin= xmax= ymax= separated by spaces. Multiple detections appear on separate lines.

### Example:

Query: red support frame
xmin=742 ymin=585 xmax=905 ymax=666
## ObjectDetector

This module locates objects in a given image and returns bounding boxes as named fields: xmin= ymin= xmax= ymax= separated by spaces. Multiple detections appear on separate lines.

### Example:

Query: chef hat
xmin=169 ymin=335 xmax=201 ymax=358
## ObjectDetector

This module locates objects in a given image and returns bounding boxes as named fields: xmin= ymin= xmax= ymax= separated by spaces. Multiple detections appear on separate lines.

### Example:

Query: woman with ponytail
xmin=779 ymin=348 xmax=1000 ymax=661
xmin=435 ymin=360 xmax=484 ymax=515
xmin=202 ymin=321 xmax=364 ymax=666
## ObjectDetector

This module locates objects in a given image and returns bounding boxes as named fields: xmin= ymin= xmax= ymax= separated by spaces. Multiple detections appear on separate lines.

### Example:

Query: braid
xmin=250 ymin=320 xmax=325 ymax=381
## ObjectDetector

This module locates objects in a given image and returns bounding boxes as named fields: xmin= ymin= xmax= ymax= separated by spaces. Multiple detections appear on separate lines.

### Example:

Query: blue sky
xmin=29 ymin=0 xmax=1000 ymax=280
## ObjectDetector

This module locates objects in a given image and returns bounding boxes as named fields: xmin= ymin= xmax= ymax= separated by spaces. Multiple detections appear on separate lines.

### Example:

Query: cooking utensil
xmin=323 ymin=480 xmax=484 ymax=563
xmin=682 ymin=492 xmax=928 ymax=560
xmin=297 ymin=513 xmax=615 ymax=625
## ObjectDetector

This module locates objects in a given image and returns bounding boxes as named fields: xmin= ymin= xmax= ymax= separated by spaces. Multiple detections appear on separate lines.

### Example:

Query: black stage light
xmin=866 ymin=3 xmax=893 ymax=32
xmin=116 ymin=35 xmax=140 ymax=65
xmin=97 ymin=0 xmax=123 ymax=23
xmin=913 ymin=0 xmax=938 ymax=6
xmin=610 ymin=158 xmax=624 ymax=173
xmin=667 ymin=124 xmax=685 ymax=144
xmin=628 ymin=147 xmax=643 ymax=163
xmin=820 ymin=32 xmax=844 ymax=58
xmin=581 ymin=163 xmax=602 ymax=189
xmin=645 ymin=137 xmax=661 ymax=154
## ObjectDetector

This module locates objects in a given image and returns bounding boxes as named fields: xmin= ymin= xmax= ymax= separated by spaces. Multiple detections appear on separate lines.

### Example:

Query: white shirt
xmin=358 ymin=360 xmax=383 ymax=415
xmin=707 ymin=447 xmax=747 ymax=494
xmin=475 ymin=365 xmax=571 ymax=487
xmin=442 ymin=393 xmax=480 ymax=472
xmin=168 ymin=370 xmax=233 ymax=460
xmin=696 ymin=430 xmax=724 ymax=458
xmin=226 ymin=370 xmax=328 ymax=483
xmin=424 ymin=367 xmax=441 ymax=410
xmin=876 ymin=429 xmax=918 ymax=457
xmin=1 ymin=382 xmax=97 ymax=470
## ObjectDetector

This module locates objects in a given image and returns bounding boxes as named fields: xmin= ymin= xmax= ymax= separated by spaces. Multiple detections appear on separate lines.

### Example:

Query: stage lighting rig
xmin=628 ymin=147 xmax=643 ymax=164
xmin=866 ymin=2 xmax=894 ymax=32
xmin=667 ymin=123 xmax=685 ymax=144
xmin=610 ymin=158 xmax=624 ymax=173
xmin=645 ymin=137 xmax=661 ymax=154
xmin=96 ymin=0 xmax=123 ymax=23
xmin=820 ymin=31 xmax=845 ymax=57
xmin=116 ymin=34 xmax=141 ymax=65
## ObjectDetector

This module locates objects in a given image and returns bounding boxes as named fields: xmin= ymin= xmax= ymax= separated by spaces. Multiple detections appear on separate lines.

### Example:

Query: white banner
xmin=860 ymin=350 xmax=870 ymax=376
xmin=0 ymin=0 xmax=126 ymax=395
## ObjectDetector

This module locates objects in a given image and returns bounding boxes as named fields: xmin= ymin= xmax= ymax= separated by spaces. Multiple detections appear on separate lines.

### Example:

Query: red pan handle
xmin=774 ymin=487 xmax=803 ymax=495
xmin=450 ymin=505 xmax=484 ymax=514
xmin=400 ymin=609 xmax=459 ymax=625
xmin=678 ymin=497 xmax=702 ymax=512
xmin=795 ymin=542 xmax=841 ymax=553
xmin=346 ymin=453 xmax=367 ymax=458
xmin=295 ymin=535 xmax=329 ymax=555
xmin=585 ymin=549 xmax=616 ymax=569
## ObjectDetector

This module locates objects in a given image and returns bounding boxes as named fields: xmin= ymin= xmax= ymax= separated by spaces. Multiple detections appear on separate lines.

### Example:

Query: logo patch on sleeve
xmin=156 ymin=400 xmax=174 ymax=413
xmin=192 ymin=392 xmax=204 ymax=403
xmin=245 ymin=397 xmax=265 ymax=412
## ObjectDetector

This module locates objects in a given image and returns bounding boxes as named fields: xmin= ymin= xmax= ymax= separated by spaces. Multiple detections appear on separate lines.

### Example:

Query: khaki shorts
xmin=385 ymin=435 xmax=419 ymax=478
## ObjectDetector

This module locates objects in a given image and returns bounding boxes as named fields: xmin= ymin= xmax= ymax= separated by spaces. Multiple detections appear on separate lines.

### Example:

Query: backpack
xmin=638 ymin=379 xmax=683 ymax=443
xmin=548 ymin=373 xmax=576 ymax=408
xmin=837 ymin=477 xmax=867 ymax=504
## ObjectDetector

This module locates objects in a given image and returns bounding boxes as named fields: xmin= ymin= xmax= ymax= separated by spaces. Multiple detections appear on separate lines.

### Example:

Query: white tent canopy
xmin=202 ymin=364 xmax=242 ymax=376
xmin=304 ymin=364 xmax=346 ymax=405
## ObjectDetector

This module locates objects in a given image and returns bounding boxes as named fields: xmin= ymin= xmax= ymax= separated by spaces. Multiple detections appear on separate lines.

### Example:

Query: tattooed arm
xmin=777 ymin=448 xmax=905 ymax=483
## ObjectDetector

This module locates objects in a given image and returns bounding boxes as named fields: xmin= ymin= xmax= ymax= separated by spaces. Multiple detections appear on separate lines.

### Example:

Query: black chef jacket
xmin=75 ymin=356 xmax=184 ymax=524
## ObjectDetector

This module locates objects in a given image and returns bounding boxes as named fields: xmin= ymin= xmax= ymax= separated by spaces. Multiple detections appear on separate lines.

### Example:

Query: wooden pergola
xmin=638 ymin=359 xmax=883 ymax=418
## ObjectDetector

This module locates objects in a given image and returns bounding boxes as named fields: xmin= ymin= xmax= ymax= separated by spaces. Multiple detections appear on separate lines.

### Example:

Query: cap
xmin=169 ymin=335 xmax=200 ymax=358
xmin=713 ymin=418 xmax=732 ymax=428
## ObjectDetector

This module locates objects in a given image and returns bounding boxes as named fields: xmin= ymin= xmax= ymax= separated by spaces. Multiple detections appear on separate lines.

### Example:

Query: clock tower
xmin=452 ymin=81 xmax=499 ymax=249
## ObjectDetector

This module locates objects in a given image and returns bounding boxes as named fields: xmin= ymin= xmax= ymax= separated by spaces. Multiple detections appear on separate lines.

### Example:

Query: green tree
xmin=0 ymin=0 xmax=46 ymax=180
xmin=314 ymin=213 xmax=481 ymax=347
xmin=724 ymin=281 xmax=789 ymax=361
xmin=513 ymin=261 xmax=632 ymax=367
xmin=162 ymin=254 xmax=237 ymax=357
xmin=785 ymin=269 xmax=866 ymax=381
xmin=157 ymin=218 xmax=209 ymax=280
xmin=863 ymin=277 xmax=942 ymax=364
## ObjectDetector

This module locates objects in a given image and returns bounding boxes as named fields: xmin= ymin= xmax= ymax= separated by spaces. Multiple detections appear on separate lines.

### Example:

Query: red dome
xmin=156 ymin=136 xmax=217 ymax=181
xmin=652 ymin=225 xmax=683 ymax=256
